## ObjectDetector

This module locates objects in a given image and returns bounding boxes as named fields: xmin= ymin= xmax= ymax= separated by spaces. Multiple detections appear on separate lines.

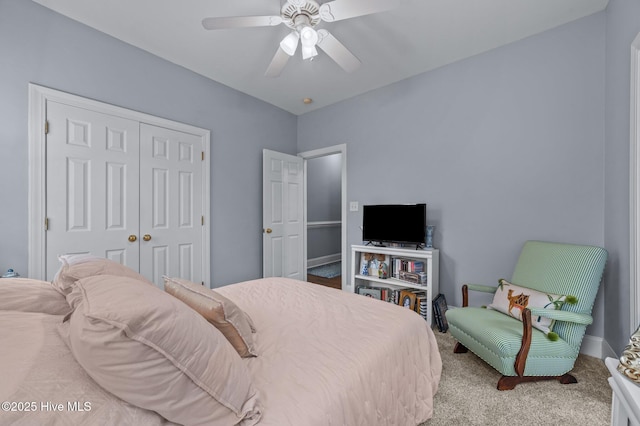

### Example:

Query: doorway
xmin=299 ymin=145 xmax=347 ymax=290
xmin=630 ymin=32 xmax=640 ymax=330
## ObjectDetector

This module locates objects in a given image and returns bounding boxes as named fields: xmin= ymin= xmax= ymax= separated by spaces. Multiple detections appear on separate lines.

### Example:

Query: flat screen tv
xmin=362 ymin=204 xmax=426 ymax=246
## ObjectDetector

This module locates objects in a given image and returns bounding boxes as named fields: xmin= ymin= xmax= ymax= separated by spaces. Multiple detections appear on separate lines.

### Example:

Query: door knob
xmin=143 ymin=234 xmax=152 ymax=241
xmin=265 ymin=228 xmax=273 ymax=234
xmin=128 ymin=235 xmax=137 ymax=242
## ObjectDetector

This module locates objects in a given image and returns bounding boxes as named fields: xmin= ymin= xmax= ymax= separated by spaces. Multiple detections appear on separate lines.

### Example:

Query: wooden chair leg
xmin=497 ymin=373 xmax=578 ymax=391
xmin=453 ymin=342 xmax=468 ymax=353
xmin=453 ymin=285 xmax=469 ymax=354
xmin=557 ymin=373 xmax=578 ymax=384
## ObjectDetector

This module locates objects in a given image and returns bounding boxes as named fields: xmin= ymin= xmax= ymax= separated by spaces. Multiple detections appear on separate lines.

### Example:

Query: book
xmin=398 ymin=270 xmax=427 ymax=284
xmin=433 ymin=293 xmax=449 ymax=332
xmin=415 ymin=294 xmax=428 ymax=320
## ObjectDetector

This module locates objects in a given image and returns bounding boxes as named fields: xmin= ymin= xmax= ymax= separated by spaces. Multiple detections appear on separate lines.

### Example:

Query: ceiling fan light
xmin=299 ymin=25 xmax=319 ymax=48
xmin=280 ymin=31 xmax=299 ymax=56
xmin=302 ymin=45 xmax=318 ymax=60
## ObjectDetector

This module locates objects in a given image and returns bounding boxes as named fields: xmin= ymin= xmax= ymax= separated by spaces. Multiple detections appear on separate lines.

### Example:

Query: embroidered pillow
xmin=488 ymin=279 xmax=569 ymax=335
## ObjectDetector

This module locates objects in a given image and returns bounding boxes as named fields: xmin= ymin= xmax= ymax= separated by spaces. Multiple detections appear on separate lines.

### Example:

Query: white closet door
xmin=45 ymin=101 xmax=140 ymax=279
xmin=139 ymin=124 xmax=203 ymax=288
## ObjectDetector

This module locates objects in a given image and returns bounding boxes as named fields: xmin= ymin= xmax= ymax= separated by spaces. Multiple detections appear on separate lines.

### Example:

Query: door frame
xmin=27 ymin=84 xmax=211 ymax=284
xmin=298 ymin=144 xmax=347 ymax=289
xmin=630 ymin=33 xmax=640 ymax=331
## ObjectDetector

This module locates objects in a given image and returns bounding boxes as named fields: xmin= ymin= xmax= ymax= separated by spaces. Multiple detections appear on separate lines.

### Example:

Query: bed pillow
xmin=163 ymin=276 xmax=257 ymax=358
xmin=487 ymin=279 xmax=568 ymax=334
xmin=64 ymin=275 xmax=261 ymax=426
xmin=52 ymin=254 xmax=153 ymax=296
xmin=0 ymin=277 xmax=71 ymax=315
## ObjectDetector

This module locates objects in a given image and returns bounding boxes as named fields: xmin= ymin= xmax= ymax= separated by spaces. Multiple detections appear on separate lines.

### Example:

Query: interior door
xmin=139 ymin=124 xmax=204 ymax=287
xmin=45 ymin=101 xmax=140 ymax=279
xmin=262 ymin=149 xmax=304 ymax=279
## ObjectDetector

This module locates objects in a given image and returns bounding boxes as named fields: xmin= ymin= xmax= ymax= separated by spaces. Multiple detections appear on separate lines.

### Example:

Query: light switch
xmin=349 ymin=201 xmax=359 ymax=212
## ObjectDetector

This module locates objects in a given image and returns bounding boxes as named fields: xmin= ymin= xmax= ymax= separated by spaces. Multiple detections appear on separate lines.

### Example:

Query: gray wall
xmin=298 ymin=13 xmax=607 ymax=338
xmin=0 ymin=0 xmax=297 ymax=286
xmin=604 ymin=0 xmax=640 ymax=354
xmin=3 ymin=0 xmax=635 ymax=351
xmin=307 ymin=154 xmax=342 ymax=260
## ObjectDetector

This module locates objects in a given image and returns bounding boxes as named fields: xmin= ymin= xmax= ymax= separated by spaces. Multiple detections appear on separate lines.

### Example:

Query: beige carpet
xmin=422 ymin=331 xmax=612 ymax=426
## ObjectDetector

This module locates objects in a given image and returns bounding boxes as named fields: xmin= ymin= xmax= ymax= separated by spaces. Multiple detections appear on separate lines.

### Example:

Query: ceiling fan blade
xmin=316 ymin=29 xmax=361 ymax=73
xmin=265 ymin=47 xmax=291 ymax=78
xmin=319 ymin=0 xmax=395 ymax=22
xmin=202 ymin=15 xmax=282 ymax=30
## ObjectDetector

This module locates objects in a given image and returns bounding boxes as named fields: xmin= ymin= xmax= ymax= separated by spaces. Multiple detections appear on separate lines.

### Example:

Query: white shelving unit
xmin=350 ymin=244 xmax=440 ymax=325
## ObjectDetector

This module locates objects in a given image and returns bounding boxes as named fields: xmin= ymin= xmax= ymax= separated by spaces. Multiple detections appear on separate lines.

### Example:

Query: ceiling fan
xmin=202 ymin=0 xmax=395 ymax=77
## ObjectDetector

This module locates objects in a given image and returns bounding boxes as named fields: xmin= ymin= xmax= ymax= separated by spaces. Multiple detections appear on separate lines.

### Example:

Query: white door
xmin=44 ymin=101 xmax=205 ymax=287
xmin=139 ymin=124 xmax=203 ymax=286
xmin=262 ymin=149 xmax=304 ymax=279
xmin=45 ymin=101 xmax=140 ymax=279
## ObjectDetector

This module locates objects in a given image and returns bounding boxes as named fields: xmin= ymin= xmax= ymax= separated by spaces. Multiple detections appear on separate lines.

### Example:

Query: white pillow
xmin=52 ymin=254 xmax=152 ymax=297
xmin=0 ymin=278 xmax=71 ymax=315
xmin=64 ymin=275 xmax=262 ymax=425
xmin=487 ymin=279 xmax=568 ymax=334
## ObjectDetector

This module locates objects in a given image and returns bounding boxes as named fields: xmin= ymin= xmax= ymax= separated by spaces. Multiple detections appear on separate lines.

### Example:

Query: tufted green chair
xmin=445 ymin=241 xmax=607 ymax=390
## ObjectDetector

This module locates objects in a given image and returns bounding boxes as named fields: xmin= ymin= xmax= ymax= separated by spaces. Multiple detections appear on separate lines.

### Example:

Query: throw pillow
xmin=64 ymin=275 xmax=261 ymax=425
xmin=488 ymin=279 xmax=571 ymax=335
xmin=163 ymin=276 xmax=257 ymax=358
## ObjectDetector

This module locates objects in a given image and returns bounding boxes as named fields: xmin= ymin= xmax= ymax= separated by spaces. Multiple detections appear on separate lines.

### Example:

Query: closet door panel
xmin=139 ymin=124 xmax=203 ymax=288
xmin=45 ymin=101 xmax=140 ymax=280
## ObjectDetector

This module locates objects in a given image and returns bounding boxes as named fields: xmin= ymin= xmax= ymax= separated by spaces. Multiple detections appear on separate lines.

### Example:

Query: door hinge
xmin=44 ymin=217 xmax=49 ymax=231
xmin=201 ymin=151 xmax=205 ymax=161
xmin=201 ymin=216 xmax=204 ymax=226
xmin=44 ymin=121 xmax=49 ymax=135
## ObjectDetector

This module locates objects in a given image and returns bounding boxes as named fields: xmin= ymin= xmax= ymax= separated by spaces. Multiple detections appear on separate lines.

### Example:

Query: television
xmin=362 ymin=204 xmax=427 ymax=247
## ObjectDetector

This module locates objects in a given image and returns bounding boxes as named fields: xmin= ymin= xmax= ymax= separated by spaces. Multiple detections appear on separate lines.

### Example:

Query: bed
xmin=0 ymin=257 xmax=442 ymax=426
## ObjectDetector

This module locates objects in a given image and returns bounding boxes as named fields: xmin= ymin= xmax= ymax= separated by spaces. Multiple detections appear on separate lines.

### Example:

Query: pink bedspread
xmin=217 ymin=277 xmax=442 ymax=426
xmin=0 ymin=277 xmax=441 ymax=425
xmin=0 ymin=310 xmax=173 ymax=425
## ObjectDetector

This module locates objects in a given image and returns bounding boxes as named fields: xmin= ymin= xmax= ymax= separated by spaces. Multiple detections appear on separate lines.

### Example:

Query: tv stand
xmin=350 ymin=244 xmax=439 ymax=326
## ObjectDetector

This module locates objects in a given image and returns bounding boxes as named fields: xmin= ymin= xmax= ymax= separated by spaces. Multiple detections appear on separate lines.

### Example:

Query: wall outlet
xmin=349 ymin=201 xmax=359 ymax=212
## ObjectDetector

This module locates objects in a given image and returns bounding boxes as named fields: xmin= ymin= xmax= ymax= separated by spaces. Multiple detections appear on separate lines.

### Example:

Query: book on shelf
xmin=391 ymin=257 xmax=427 ymax=284
xmin=414 ymin=293 xmax=428 ymax=321
xmin=355 ymin=286 xmax=430 ymax=320
xmin=398 ymin=270 xmax=427 ymax=285
xmin=432 ymin=293 xmax=449 ymax=332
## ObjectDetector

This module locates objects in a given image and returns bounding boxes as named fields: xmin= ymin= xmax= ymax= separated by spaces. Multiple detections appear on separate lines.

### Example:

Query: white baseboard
xmin=308 ymin=253 xmax=341 ymax=268
xmin=580 ymin=334 xmax=617 ymax=359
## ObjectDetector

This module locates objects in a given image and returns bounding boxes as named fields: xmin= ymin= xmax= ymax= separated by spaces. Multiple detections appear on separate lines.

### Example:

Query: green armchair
xmin=445 ymin=241 xmax=607 ymax=390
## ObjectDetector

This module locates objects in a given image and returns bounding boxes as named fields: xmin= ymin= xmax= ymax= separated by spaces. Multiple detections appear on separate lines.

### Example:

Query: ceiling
xmin=32 ymin=0 xmax=609 ymax=115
